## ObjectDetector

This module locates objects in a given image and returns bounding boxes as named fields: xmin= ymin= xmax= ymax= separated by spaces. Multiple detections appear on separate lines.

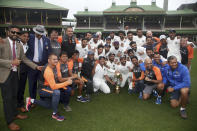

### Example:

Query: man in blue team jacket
xmin=26 ymin=25 xmax=51 ymax=100
xmin=163 ymin=55 xmax=190 ymax=119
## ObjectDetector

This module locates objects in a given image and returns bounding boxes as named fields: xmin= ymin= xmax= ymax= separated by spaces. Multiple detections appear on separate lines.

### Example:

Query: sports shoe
xmin=155 ymin=96 xmax=162 ymax=104
xmin=180 ymin=110 xmax=187 ymax=119
xmin=128 ymin=89 xmax=133 ymax=94
xmin=25 ymin=97 xmax=32 ymax=111
xmin=138 ymin=92 xmax=143 ymax=99
xmin=64 ymin=106 xmax=72 ymax=112
xmin=152 ymin=89 xmax=158 ymax=97
xmin=52 ymin=113 xmax=65 ymax=121
xmin=77 ymin=96 xmax=88 ymax=103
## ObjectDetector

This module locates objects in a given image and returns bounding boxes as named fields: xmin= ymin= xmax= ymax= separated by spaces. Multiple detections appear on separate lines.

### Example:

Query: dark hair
xmin=8 ymin=25 xmax=20 ymax=31
xmin=137 ymin=28 xmax=142 ymax=31
xmin=127 ymin=31 xmax=133 ymax=35
xmin=82 ymin=38 xmax=88 ymax=41
xmin=127 ymin=49 xmax=134 ymax=54
xmin=99 ymin=56 xmax=105 ymax=60
xmin=129 ymin=41 xmax=136 ymax=46
xmin=50 ymin=30 xmax=58 ymax=34
xmin=146 ymin=47 xmax=153 ymax=52
xmin=98 ymin=44 xmax=104 ymax=49
xmin=85 ymin=32 xmax=92 ymax=36
xmin=118 ymin=31 xmax=125 ymax=35
xmin=48 ymin=53 xmax=57 ymax=58
xmin=20 ymin=31 xmax=29 ymax=35
xmin=167 ymin=56 xmax=177 ymax=62
xmin=130 ymin=56 xmax=138 ymax=61
xmin=66 ymin=26 xmax=73 ymax=31
xmin=60 ymin=51 xmax=68 ymax=57
xmin=146 ymin=36 xmax=152 ymax=40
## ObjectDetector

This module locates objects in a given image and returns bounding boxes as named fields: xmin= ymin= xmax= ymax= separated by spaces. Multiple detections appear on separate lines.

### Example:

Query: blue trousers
xmin=34 ymin=86 xmax=71 ymax=113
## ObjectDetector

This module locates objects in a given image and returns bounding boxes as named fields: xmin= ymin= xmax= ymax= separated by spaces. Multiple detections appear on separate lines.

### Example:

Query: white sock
xmin=31 ymin=99 xmax=35 ymax=103
xmin=52 ymin=112 xmax=56 ymax=115
xmin=77 ymin=95 xmax=82 ymax=98
xmin=180 ymin=107 xmax=186 ymax=111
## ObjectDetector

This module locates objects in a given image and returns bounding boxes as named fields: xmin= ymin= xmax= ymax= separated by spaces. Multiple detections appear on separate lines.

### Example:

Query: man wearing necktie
xmin=0 ymin=25 xmax=42 ymax=131
xmin=26 ymin=25 xmax=51 ymax=101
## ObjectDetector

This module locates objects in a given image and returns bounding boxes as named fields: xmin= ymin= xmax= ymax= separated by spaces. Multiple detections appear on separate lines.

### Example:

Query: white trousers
xmin=93 ymin=79 xmax=110 ymax=94
xmin=120 ymin=73 xmax=133 ymax=89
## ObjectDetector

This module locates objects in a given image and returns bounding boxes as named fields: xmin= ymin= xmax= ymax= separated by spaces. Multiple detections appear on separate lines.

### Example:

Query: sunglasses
xmin=11 ymin=31 xmax=20 ymax=35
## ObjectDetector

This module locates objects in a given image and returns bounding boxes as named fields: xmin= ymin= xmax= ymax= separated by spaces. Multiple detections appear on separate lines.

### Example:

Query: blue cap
xmin=92 ymin=34 xmax=98 ymax=38
xmin=88 ymin=50 xmax=94 ymax=55
xmin=105 ymin=44 xmax=111 ymax=47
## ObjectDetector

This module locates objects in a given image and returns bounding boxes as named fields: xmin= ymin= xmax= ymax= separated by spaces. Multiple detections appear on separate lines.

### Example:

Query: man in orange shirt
xmin=26 ymin=53 xmax=72 ymax=121
xmin=68 ymin=50 xmax=88 ymax=102
xmin=143 ymin=58 xmax=164 ymax=104
xmin=56 ymin=51 xmax=78 ymax=111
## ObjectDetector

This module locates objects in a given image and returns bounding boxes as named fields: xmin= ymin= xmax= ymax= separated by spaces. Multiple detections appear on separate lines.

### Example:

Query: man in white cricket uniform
xmin=76 ymin=38 xmax=89 ymax=58
xmin=133 ymin=28 xmax=146 ymax=47
xmin=116 ymin=56 xmax=133 ymax=89
xmin=92 ymin=56 xmax=115 ymax=94
xmin=167 ymin=30 xmax=181 ymax=62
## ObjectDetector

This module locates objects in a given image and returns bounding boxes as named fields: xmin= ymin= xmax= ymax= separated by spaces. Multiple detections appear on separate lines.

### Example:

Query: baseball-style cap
xmin=88 ymin=50 xmax=94 ymax=55
xmin=159 ymin=35 xmax=166 ymax=40
xmin=169 ymin=29 xmax=176 ymax=33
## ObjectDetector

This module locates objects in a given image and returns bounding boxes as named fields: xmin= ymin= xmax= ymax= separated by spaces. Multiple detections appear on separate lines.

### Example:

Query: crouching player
xmin=143 ymin=58 xmax=164 ymax=104
xmin=26 ymin=53 xmax=72 ymax=121
xmin=130 ymin=56 xmax=145 ymax=99
xmin=163 ymin=56 xmax=190 ymax=119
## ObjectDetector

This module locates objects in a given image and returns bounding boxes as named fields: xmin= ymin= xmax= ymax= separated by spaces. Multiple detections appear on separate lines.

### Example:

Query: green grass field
xmin=0 ymin=50 xmax=197 ymax=131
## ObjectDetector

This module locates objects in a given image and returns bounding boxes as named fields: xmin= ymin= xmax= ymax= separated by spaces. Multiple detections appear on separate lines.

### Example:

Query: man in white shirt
xmin=106 ymin=53 xmax=117 ymax=80
xmin=89 ymin=34 xmax=103 ymax=51
xmin=125 ymin=31 xmax=134 ymax=49
xmin=117 ymin=31 xmax=127 ymax=52
xmin=103 ymin=44 xmax=111 ymax=59
xmin=133 ymin=28 xmax=146 ymax=47
xmin=167 ymin=30 xmax=181 ymax=62
xmin=109 ymin=31 xmax=119 ymax=45
xmin=116 ymin=56 xmax=133 ymax=89
xmin=92 ymin=56 xmax=115 ymax=94
xmin=76 ymin=38 xmax=89 ymax=58
xmin=94 ymin=45 xmax=104 ymax=60
xmin=110 ymin=41 xmax=124 ymax=63
xmin=130 ymin=41 xmax=147 ymax=62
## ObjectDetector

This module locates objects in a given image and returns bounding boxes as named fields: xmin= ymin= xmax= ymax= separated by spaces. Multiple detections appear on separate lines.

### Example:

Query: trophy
xmin=114 ymin=72 xmax=122 ymax=94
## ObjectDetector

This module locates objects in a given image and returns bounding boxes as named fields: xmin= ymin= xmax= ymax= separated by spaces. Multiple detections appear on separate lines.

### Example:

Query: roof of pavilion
xmin=74 ymin=2 xmax=197 ymax=17
xmin=0 ymin=0 xmax=68 ymax=11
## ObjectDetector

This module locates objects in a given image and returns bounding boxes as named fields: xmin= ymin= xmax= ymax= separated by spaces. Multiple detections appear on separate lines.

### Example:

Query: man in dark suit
xmin=26 ymin=25 xmax=51 ymax=100
xmin=0 ymin=25 xmax=42 ymax=131
xmin=17 ymin=31 xmax=29 ymax=113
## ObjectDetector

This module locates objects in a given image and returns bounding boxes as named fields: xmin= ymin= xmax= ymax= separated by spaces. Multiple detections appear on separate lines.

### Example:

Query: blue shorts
xmin=170 ymin=90 xmax=180 ymax=100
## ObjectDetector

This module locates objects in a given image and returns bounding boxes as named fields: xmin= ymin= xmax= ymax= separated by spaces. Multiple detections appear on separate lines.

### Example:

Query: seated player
xmin=26 ymin=53 xmax=72 ymax=121
xmin=81 ymin=51 xmax=96 ymax=100
xmin=92 ymin=56 xmax=115 ymax=94
xmin=163 ymin=56 xmax=190 ymax=119
xmin=130 ymin=56 xmax=145 ymax=99
xmin=143 ymin=58 xmax=164 ymax=105
xmin=116 ymin=55 xmax=133 ymax=89
xmin=68 ymin=50 xmax=88 ymax=102
xmin=56 ymin=51 xmax=78 ymax=112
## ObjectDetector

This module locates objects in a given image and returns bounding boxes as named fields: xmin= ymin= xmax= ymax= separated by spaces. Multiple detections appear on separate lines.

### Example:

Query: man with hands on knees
xmin=163 ymin=56 xmax=190 ymax=119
